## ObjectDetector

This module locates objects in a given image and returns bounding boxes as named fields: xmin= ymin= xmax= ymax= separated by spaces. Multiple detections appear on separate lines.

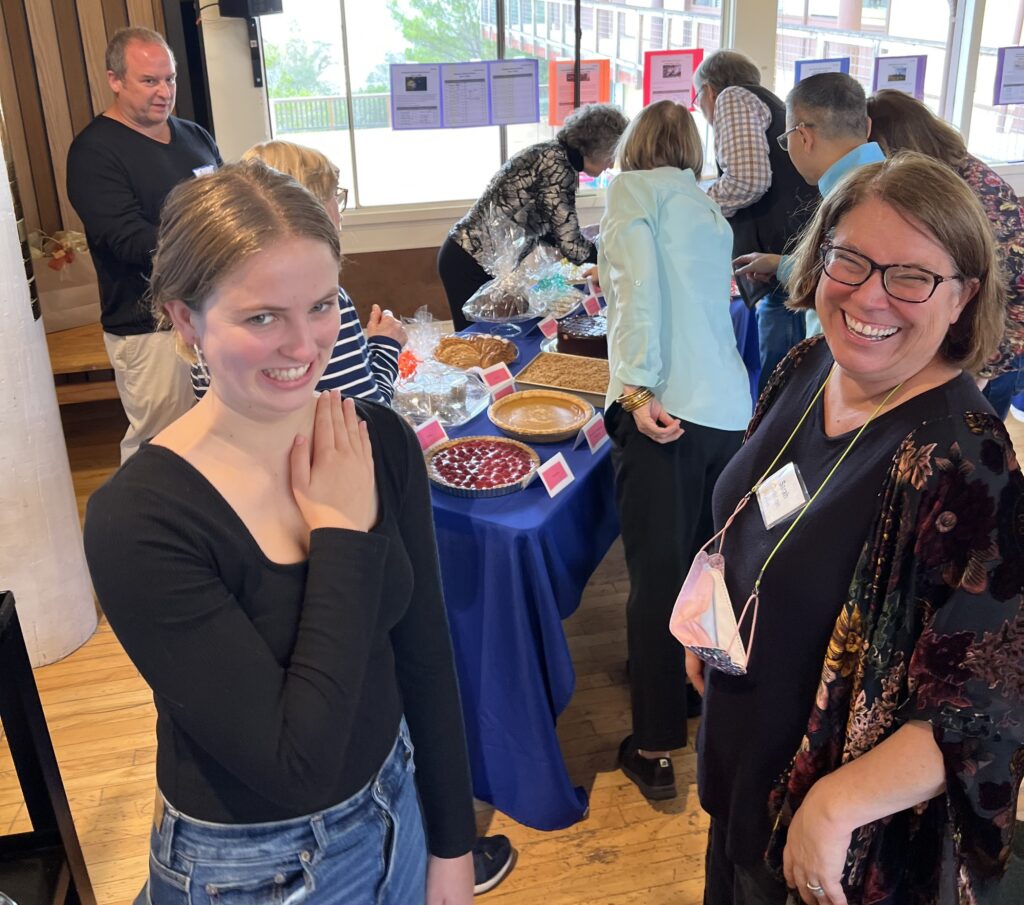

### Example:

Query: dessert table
xmin=430 ymin=322 xmax=620 ymax=831
xmin=429 ymin=304 xmax=759 ymax=831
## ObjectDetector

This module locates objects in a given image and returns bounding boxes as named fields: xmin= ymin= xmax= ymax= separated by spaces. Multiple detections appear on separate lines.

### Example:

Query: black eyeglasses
xmin=820 ymin=243 xmax=962 ymax=303
xmin=776 ymin=122 xmax=815 ymax=150
xmin=336 ymin=187 xmax=349 ymax=213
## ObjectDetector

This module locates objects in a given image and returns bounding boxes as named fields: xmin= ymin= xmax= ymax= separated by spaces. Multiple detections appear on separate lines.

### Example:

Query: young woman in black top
xmin=84 ymin=160 xmax=475 ymax=904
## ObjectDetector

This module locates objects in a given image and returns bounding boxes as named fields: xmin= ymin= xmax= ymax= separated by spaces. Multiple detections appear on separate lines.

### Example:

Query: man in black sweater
xmin=67 ymin=26 xmax=221 ymax=462
xmin=694 ymin=50 xmax=818 ymax=393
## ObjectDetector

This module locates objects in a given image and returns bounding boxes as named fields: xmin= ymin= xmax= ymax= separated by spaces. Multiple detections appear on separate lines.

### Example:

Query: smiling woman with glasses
xmin=690 ymin=151 xmax=1022 ymax=905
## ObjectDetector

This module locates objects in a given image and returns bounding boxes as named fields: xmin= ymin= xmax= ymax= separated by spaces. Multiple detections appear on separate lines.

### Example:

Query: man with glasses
xmin=694 ymin=51 xmax=819 ymax=393
xmin=735 ymin=73 xmax=884 ymax=341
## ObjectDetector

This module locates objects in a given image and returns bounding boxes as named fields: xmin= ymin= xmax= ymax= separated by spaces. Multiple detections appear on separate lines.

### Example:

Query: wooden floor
xmin=0 ymin=398 xmax=708 ymax=905
xmin=3 ymin=400 xmax=1023 ymax=905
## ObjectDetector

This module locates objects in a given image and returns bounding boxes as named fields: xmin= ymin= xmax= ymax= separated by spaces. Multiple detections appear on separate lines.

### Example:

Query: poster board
xmin=390 ymin=60 xmax=541 ymax=129
xmin=547 ymin=59 xmax=612 ymax=126
xmin=993 ymin=46 xmax=1024 ymax=106
xmin=794 ymin=57 xmax=850 ymax=83
xmin=872 ymin=55 xmax=927 ymax=100
xmin=642 ymin=48 xmax=704 ymax=107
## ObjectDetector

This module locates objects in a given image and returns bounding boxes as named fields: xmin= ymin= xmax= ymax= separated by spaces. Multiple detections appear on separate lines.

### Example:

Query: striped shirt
xmin=706 ymin=86 xmax=773 ymax=219
xmin=191 ymin=287 xmax=401 ymax=405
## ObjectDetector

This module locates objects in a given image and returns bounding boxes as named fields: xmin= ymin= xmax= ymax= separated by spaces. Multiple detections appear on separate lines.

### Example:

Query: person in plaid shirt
xmin=694 ymin=51 xmax=818 ymax=393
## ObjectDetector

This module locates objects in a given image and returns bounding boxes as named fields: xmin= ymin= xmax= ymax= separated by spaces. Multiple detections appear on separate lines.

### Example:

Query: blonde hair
xmin=241 ymin=140 xmax=341 ymax=208
xmin=786 ymin=152 xmax=1005 ymax=374
xmin=150 ymin=159 xmax=340 ymax=323
xmin=616 ymin=100 xmax=703 ymax=174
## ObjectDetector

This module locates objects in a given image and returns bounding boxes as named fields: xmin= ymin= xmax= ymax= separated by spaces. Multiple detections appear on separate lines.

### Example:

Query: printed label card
xmin=415 ymin=415 xmax=449 ymax=451
xmin=536 ymin=316 xmax=559 ymax=338
xmin=537 ymin=452 xmax=575 ymax=498
xmin=574 ymin=412 xmax=610 ymax=453
xmin=582 ymin=294 xmax=602 ymax=316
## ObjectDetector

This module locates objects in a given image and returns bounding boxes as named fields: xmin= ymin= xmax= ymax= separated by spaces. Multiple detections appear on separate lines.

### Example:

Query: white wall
xmin=198 ymin=9 xmax=271 ymax=162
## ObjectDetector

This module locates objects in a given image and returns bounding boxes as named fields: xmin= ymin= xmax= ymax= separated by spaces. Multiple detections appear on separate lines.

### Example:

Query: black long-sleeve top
xmin=83 ymin=402 xmax=476 ymax=857
xmin=66 ymin=115 xmax=222 ymax=335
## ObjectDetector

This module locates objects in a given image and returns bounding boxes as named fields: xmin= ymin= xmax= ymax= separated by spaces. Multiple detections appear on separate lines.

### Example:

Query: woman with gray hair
xmin=438 ymin=103 xmax=627 ymax=329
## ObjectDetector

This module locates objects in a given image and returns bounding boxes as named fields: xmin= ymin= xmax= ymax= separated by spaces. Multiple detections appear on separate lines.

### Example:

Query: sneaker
xmin=618 ymin=735 xmax=677 ymax=800
xmin=473 ymin=834 xmax=515 ymax=895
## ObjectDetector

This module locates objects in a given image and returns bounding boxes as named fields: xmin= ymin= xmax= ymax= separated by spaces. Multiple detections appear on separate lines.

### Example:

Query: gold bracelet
xmin=617 ymin=386 xmax=648 ymax=404
xmin=618 ymin=388 xmax=653 ymax=413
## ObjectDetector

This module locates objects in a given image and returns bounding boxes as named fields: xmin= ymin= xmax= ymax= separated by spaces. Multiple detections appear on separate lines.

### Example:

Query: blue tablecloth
xmin=431 ymin=311 xmax=759 ymax=831
xmin=431 ymin=324 xmax=620 ymax=830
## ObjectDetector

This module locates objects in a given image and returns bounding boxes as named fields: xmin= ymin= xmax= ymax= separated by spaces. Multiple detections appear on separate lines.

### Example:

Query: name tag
xmin=192 ymin=164 xmax=216 ymax=178
xmin=755 ymin=462 xmax=808 ymax=529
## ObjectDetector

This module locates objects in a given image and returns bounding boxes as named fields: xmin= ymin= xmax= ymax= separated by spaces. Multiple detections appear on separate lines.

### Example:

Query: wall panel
xmin=77 ymin=0 xmax=111 ymax=116
xmin=53 ymin=0 xmax=96 ymax=135
xmin=126 ymin=0 xmax=154 ymax=29
xmin=25 ymin=0 xmax=82 ymax=230
xmin=0 ymin=2 xmax=38 ymax=232
xmin=0 ymin=0 xmax=60 ymax=234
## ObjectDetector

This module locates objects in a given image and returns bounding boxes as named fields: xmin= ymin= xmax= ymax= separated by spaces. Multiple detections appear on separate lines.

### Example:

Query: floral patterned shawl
xmin=757 ymin=338 xmax=1024 ymax=904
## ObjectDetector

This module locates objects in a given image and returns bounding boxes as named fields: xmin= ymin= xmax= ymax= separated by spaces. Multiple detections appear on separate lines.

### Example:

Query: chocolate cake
xmin=557 ymin=315 xmax=608 ymax=358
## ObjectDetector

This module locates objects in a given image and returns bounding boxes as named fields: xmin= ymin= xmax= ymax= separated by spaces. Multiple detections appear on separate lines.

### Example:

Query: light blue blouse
xmin=598 ymin=167 xmax=751 ymax=431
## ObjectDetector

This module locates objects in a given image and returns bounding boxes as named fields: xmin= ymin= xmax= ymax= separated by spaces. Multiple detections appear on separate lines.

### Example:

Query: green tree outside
xmin=264 ymin=25 xmax=341 ymax=99
xmin=387 ymin=0 xmax=497 ymax=63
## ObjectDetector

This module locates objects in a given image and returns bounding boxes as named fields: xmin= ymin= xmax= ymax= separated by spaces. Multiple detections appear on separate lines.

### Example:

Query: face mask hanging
xmin=670 ymin=366 xmax=903 ymax=676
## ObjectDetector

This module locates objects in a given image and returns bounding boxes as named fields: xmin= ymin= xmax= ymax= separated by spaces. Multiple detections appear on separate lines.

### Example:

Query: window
xmin=263 ymin=0 xmax=724 ymax=209
xmin=775 ymin=0 xmax=951 ymax=111
xmin=967 ymin=0 xmax=1024 ymax=164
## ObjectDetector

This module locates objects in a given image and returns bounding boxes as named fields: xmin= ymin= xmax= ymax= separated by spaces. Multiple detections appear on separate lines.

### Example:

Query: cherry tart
xmin=427 ymin=436 xmax=540 ymax=498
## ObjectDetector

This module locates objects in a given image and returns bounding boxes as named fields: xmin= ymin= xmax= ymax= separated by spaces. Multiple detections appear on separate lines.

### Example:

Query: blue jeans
xmin=982 ymin=354 xmax=1024 ymax=420
xmin=756 ymin=287 xmax=805 ymax=394
xmin=143 ymin=721 xmax=426 ymax=905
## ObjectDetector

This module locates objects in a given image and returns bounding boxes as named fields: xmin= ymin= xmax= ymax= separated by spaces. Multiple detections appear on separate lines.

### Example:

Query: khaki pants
xmin=103 ymin=331 xmax=194 ymax=463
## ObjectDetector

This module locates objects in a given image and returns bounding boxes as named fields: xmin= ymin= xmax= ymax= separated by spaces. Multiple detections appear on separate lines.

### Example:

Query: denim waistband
xmin=155 ymin=718 xmax=414 ymax=864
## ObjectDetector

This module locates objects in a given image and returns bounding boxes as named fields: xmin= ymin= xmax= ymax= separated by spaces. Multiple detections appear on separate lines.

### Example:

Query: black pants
xmin=606 ymin=403 xmax=743 ymax=751
xmin=704 ymin=819 xmax=790 ymax=905
xmin=436 ymin=236 xmax=491 ymax=332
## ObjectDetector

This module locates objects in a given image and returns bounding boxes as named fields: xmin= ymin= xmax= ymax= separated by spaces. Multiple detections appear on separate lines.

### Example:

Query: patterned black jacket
xmin=449 ymin=140 xmax=596 ymax=270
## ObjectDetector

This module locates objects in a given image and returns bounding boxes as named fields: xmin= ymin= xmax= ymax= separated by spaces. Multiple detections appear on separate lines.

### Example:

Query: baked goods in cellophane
xmin=434 ymin=334 xmax=518 ymax=370
xmin=391 ymin=306 xmax=491 ymax=426
xmin=426 ymin=436 xmax=540 ymax=498
xmin=462 ymin=205 xmax=565 ymax=325
xmin=531 ymin=257 xmax=588 ymax=319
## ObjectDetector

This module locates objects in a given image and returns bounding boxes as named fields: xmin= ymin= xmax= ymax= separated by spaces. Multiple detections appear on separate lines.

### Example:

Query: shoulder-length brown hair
xmin=616 ymin=100 xmax=703 ymax=174
xmin=785 ymin=151 xmax=1004 ymax=374
xmin=867 ymin=89 xmax=968 ymax=167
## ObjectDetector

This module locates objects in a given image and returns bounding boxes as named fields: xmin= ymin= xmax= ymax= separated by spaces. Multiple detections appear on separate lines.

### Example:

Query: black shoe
xmin=473 ymin=834 xmax=515 ymax=895
xmin=618 ymin=735 xmax=677 ymax=800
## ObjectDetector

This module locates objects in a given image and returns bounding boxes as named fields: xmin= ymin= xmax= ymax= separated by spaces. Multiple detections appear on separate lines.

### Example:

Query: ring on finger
xmin=806 ymin=881 xmax=826 ymax=898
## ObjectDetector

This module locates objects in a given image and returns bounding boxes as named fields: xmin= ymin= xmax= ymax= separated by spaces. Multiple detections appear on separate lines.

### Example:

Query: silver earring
xmin=193 ymin=344 xmax=210 ymax=383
